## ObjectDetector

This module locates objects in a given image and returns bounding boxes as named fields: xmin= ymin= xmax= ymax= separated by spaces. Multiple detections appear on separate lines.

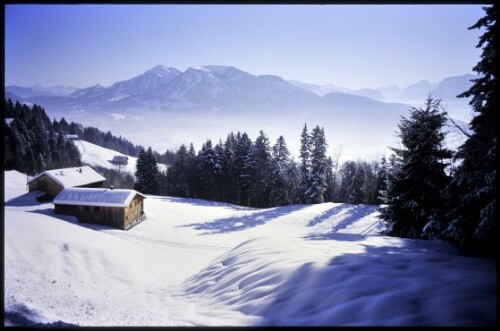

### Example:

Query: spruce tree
xmin=197 ymin=140 xmax=220 ymax=200
xmin=134 ymin=147 xmax=160 ymax=194
xmin=443 ymin=5 xmax=497 ymax=256
xmin=377 ymin=156 xmax=389 ymax=204
xmin=234 ymin=132 xmax=253 ymax=206
xmin=270 ymin=135 xmax=291 ymax=206
xmin=299 ymin=124 xmax=312 ymax=203
xmin=252 ymin=130 xmax=272 ymax=207
xmin=169 ymin=144 xmax=190 ymax=197
xmin=382 ymin=98 xmax=452 ymax=239
xmin=307 ymin=126 xmax=329 ymax=204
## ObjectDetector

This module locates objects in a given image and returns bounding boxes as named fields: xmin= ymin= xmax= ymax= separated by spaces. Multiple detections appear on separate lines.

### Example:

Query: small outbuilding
xmin=27 ymin=166 xmax=106 ymax=199
xmin=53 ymin=187 xmax=146 ymax=230
xmin=64 ymin=134 xmax=79 ymax=140
xmin=111 ymin=155 xmax=129 ymax=165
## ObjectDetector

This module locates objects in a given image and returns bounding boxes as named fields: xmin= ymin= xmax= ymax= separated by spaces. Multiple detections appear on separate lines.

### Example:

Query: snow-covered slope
xmin=74 ymin=139 xmax=167 ymax=176
xmin=4 ymin=170 xmax=496 ymax=326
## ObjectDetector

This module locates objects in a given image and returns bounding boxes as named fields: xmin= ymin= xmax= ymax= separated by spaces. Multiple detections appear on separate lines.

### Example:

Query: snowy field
xmin=4 ymin=170 xmax=496 ymax=326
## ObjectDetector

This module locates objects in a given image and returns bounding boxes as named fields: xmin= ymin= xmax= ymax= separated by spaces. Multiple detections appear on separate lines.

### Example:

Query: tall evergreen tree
xmin=197 ymin=140 xmax=220 ymax=200
xmin=168 ymin=144 xmax=190 ymax=197
xmin=377 ymin=156 xmax=389 ymax=204
xmin=234 ymin=132 xmax=253 ymax=206
xmin=323 ymin=157 xmax=335 ymax=203
xmin=134 ymin=147 xmax=160 ymax=194
xmin=251 ymin=130 xmax=272 ymax=207
xmin=299 ymin=124 xmax=312 ymax=203
xmin=306 ymin=126 xmax=329 ymax=204
xmin=382 ymin=98 xmax=452 ymax=239
xmin=443 ymin=5 xmax=497 ymax=256
xmin=270 ymin=135 xmax=291 ymax=205
xmin=221 ymin=133 xmax=236 ymax=203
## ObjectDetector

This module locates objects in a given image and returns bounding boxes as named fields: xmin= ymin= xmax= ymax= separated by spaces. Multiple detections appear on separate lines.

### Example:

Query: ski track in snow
xmin=3 ymin=170 xmax=496 ymax=326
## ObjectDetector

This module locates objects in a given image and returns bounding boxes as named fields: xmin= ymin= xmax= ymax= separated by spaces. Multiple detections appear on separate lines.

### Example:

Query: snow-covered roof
xmin=53 ymin=187 xmax=146 ymax=208
xmin=27 ymin=166 xmax=106 ymax=188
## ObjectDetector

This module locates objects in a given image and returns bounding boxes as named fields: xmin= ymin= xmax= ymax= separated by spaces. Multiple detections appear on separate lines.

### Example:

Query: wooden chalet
xmin=27 ymin=166 xmax=106 ymax=199
xmin=53 ymin=187 xmax=146 ymax=230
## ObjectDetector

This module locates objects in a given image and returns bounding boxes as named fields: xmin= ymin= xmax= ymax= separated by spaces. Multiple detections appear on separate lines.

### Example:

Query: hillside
xmin=4 ymin=170 xmax=496 ymax=326
xmin=75 ymin=139 xmax=167 ymax=176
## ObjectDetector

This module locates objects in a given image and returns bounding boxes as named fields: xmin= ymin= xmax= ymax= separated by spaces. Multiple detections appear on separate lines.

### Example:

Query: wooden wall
xmin=29 ymin=175 xmax=64 ymax=198
xmin=124 ymin=195 xmax=145 ymax=230
xmin=54 ymin=194 xmax=145 ymax=230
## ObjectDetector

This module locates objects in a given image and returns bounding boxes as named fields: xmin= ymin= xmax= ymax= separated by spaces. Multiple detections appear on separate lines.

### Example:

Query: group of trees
xmin=135 ymin=125 xmax=396 ymax=208
xmin=381 ymin=5 xmax=497 ymax=257
xmin=5 ymin=99 xmax=82 ymax=175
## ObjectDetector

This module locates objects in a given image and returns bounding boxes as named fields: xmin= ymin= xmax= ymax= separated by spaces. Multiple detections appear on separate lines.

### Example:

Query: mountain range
xmin=5 ymin=65 xmax=475 ymax=158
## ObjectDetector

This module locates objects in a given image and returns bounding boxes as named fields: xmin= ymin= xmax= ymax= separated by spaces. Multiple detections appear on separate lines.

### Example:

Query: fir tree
xmin=251 ymin=130 xmax=272 ymax=207
xmin=306 ymin=126 xmax=329 ymax=204
xmin=299 ymin=124 xmax=312 ymax=203
xmin=134 ymin=147 xmax=160 ymax=194
xmin=168 ymin=144 xmax=190 ymax=197
xmin=382 ymin=97 xmax=452 ymax=239
xmin=270 ymin=135 xmax=291 ymax=205
xmin=443 ymin=5 xmax=497 ymax=256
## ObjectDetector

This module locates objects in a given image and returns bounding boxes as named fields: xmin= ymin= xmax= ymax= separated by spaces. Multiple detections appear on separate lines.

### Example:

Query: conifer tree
xmin=252 ymin=130 xmax=272 ymax=207
xmin=270 ymin=135 xmax=291 ymax=205
xmin=382 ymin=98 xmax=452 ymax=239
xmin=443 ymin=5 xmax=497 ymax=256
xmin=299 ymin=124 xmax=312 ymax=203
xmin=134 ymin=147 xmax=160 ymax=194
xmin=307 ymin=126 xmax=329 ymax=204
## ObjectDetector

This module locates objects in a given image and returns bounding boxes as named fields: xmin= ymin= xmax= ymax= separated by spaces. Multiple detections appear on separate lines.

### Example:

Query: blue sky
xmin=5 ymin=4 xmax=486 ymax=89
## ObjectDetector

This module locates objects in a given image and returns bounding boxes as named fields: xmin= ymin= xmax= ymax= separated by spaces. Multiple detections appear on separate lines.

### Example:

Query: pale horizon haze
xmin=5 ymin=4 xmax=485 ymax=90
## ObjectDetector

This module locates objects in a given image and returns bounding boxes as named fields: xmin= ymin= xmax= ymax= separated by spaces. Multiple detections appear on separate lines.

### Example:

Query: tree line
xmin=4 ymin=99 xmax=82 ymax=175
xmin=133 ymin=125 xmax=394 ymax=208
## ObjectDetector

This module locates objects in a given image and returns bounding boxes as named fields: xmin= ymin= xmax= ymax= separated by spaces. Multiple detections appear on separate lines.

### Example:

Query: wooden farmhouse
xmin=53 ymin=187 xmax=146 ymax=230
xmin=27 ymin=166 xmax=106 ymax=199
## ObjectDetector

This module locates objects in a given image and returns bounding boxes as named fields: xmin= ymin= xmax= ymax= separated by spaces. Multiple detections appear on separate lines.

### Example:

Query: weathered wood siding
xmin=75 ymin=205 xmax=125 ymax=228
xmin=29 ymin=175 xmax=64 ymax=198
xmin=53 ymin=193 xmax=145 ymax=230
xmin=124 ymin=195 xmax=145 ymax=230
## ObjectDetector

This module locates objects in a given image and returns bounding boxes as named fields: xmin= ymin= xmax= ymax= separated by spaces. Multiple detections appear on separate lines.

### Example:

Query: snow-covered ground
xmin=4 ymin=170 xmax=496 ymax=326
xmin=74 ymin=139 xmax=167 ymax=176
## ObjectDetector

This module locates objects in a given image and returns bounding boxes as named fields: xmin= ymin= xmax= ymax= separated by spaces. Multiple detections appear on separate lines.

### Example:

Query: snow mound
xmin=182 ymin=237 xmax=496 ymax=326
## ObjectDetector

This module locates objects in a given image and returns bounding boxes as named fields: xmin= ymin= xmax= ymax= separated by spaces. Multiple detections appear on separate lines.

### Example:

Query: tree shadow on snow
xmin=307 ymin=204 xmax=354 ymax=227
xmin=154 ymin=196 xmax=255 ymax=211
xmin=306 ymin=232 xmax=367 ymax=241
xmin=180 ymin=204 xmax=309 ymax=234
xmin=305 ymin=205 xmax=379 ymax=241
xmin=255 ymin=242 xmax=497 ymax=326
